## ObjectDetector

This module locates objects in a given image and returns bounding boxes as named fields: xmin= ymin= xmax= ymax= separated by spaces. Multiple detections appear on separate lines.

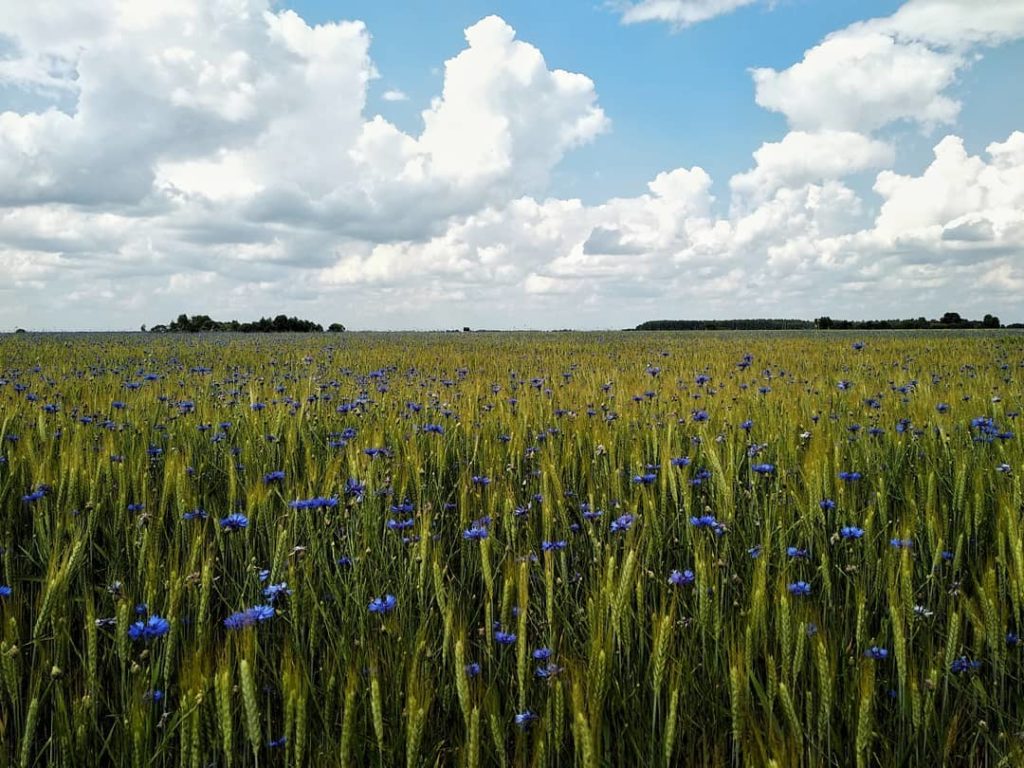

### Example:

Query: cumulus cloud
xmin=730 ymin=131 xmax=894 ymax=208
xmin=751 ymin=0 xmax=1024 ymax=132
xmin=0 ymin=0 xmax=1023 ymax=330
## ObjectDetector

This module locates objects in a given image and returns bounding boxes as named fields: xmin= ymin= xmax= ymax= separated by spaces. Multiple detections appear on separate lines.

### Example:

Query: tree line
xmin=633 ymin=312 xmax=1016 ymax=331
xmin=146 ymin=314 xmax=345 ymax=333
xmin=634 ymin=319 xmax=814 ymax=331
xmin=813 ymin=312 xmax=1007 ymax=330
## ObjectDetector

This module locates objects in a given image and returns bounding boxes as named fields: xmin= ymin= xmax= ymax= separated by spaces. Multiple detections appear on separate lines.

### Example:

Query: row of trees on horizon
xmin=145 ymin=314 xmax=345 ymax=333
xmin=634 ymin=312 xmax=1017 ymax=331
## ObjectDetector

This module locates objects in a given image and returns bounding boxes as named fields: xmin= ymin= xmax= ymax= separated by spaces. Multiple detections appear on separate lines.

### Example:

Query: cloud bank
xmin=1 ymin=0 xmax=1022 ymax=329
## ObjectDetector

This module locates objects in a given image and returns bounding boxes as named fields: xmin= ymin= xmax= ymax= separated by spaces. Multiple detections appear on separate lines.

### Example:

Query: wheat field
xmin=0 ymin=331 xmax=1022 ymax=766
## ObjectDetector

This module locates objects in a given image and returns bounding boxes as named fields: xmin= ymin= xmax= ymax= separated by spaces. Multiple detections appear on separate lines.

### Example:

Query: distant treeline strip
xmin=148 ymin=314 xmax=345 ymax=333
xmin=635 ymin=312 xmax=1018 ymax=331
xmin=634 ymin=319 xmax=813 ymax=331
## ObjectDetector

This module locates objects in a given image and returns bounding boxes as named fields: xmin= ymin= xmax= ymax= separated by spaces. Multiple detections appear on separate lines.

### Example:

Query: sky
xmin=0 ymin=0 xmax=1022 ymax=330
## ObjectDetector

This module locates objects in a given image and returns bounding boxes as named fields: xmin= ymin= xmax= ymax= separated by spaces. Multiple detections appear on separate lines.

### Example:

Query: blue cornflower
xmin=890 ymin=538 xmax=913 ymax=550
xmin=864 ymin=646 xmax=889 ymax=660
xmin=422 ymin=424 xmax=445 ymax=435
xmin=632 ymin=473 xmax=657 ymax=485
xmin=668 ymin=569 xmax=695 ymax=587
xmin=819 ymin=499 xmax=836 ymax=511
xmin=263 ymin=470 xmax=285 ymax=484
xmin=182 ymin=508 xmax=207 ymax=521
xmin=514 ymin=710 xmax=537 ymax=728
xmin=610 ymin=514 xmax=635 ymax=534
xmin=786 ymin=546 xmax=808 ymax=559
xmin=752 ymin=463 xmax=775 ymax=475
xmin=535 ymin=663 xmax=564 ymax=679
xmin=462 ymin=526 xmax=488 ymax=541
xmin=670 ymin=457 xmax=691 ymax=467
xmin=532 ymin=647 xmax=552 ymax=661
xmin=494 ymin=630 xmax=517 ymax=645
xmin=263 ymin=582 xmax=292 ymax=603
xmin=144 ymin=689 xmax=164 ymax=702
xmin=344 ymin=478 xmax=365 ymax=500
xmin=838 ymin=471 xmax=862 ymax=482
xmin=691 ymin=468 xmax=712 ymax=486
xmin=471 ymin=475 xmax=491 ymax=487
xmin=128 ymin=615 xmax=170 ymax=642
xmin=220 ymin=513 xmax=249 ymax=532
xmin=950 ymin=656 xmax=981 ymax=674
xmin=465 ymin=662 xmax=481 ymax=677
xmin=247 ymin=605 xmax=275 ymax=622
xmin=541 ymin=540 xmax=567 ymax=552
xmin=747 ymin=545 xmax=762 ymax=559
xmin=691 ymin=409 xmax=709 ymax=422
xmin=268 ymin=737 xmax=287 ymax=749
xmin=936 ymin=403 xmax=950 ymax=413
xmin=0 ymin=585 xmax=12 ymax=598
xmin=224 ymin=605 xmax=275 ymax=629
xmin=740 ymin=419 xmax=754 ymax=431
xmin=368 ymin=594 xmax=397 ymax=614
xmin=788 ymin=581 xmax=812 ymax=597
xmin=689 ymin=515 xmax=726 ymax=535
xmin=840 ymin=526 xmax=864 ymax=540
xmin=290 ymin=497 xmax=339 ymax=510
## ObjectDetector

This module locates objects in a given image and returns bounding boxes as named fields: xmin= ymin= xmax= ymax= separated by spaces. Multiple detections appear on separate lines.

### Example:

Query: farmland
xmin=0 ymin=331 xmax=1022 ymax=766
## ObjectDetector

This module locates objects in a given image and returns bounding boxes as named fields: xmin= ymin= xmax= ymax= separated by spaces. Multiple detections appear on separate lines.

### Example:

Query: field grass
xmin=0 ymin=330 xmax=1022 ymax=766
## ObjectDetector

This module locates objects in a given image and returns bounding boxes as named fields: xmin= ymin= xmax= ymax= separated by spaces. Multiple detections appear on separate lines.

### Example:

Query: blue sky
xmin=1 ymin=0 xmax=1022 ymax=329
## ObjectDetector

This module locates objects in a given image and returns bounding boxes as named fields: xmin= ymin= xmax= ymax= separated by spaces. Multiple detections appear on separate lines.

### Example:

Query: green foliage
xmin=162 ymin=313 xmax=326 ymax=333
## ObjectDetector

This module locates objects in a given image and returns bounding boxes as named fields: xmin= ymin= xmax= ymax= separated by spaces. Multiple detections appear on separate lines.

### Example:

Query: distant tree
xmin=463 ymin=326 xmax=472 ymax=332
xmin=815 ymin=316 xmax=833 ymax=329
xmin=14 ymin=328 xmax=26 ymax=334
xmin=140 ymin=324 xmax=147 ymax=333
xmin=327 ymin=323 xmax=346 ymax=332
xmin=982 ymin=314 xmax=1000 ymax=328
xmin=940 ymin=311 xmax=962 ymax=325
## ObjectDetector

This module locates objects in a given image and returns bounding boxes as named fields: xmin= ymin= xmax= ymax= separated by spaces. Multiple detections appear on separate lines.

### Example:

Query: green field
xmin=1 ymin=331 xmax=1022 ymax=766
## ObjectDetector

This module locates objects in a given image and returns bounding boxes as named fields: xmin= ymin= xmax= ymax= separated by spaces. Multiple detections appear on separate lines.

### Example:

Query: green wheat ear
xmin=239 ymin=658 xmax=260 ymax=756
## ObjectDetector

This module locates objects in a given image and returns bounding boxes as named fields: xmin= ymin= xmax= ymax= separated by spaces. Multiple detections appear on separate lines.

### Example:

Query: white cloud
xmin=381 ymin=89 xmax=408 ymax=102
xmin=618 ymin=0 xmax=758 ymax=28
xmin=730 ymin=131 xmax=894 ymax=208
xmin=750 ymin=0 xmax=1024 ymax=133
xmin=873 ymin=132 xmax=1024 ymax=243
xmin=751 ymin=31 xmax=961 ymax=132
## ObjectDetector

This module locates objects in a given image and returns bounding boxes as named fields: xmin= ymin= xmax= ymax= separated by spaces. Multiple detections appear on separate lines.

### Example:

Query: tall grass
xmin=0 ymin=330 xmax=1021 ymax=766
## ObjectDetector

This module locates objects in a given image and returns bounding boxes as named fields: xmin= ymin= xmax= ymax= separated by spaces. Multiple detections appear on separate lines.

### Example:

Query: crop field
xmin=0 ymin=331 xmax=1022 ymax=767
